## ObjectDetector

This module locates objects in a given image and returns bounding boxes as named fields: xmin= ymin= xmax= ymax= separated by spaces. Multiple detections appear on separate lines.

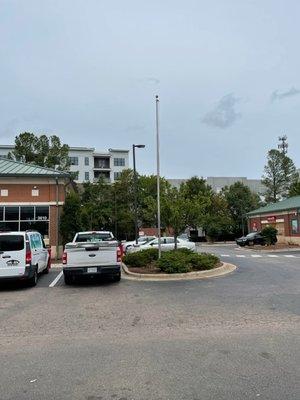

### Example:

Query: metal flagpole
xmin=156 ymin=95 xmax=162 ymax=258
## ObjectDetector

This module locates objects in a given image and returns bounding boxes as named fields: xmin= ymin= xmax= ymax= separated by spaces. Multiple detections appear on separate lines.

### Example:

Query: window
xmin=30 ymin=233 xmax=42 ymax=250
xmin=114 ymin=172 xmax=121 ymax=180
xmin=35 ymin=206 xmax=49 ymax=221
xmin=114 ymin=158 xmax=125 ymax=166
xmin=5 ymin=207 xmax=19 ymax=221
xmin=21 ymin=206 xmax=34 ymax=220
xmin=0 ymin=235 xmax=24 ymax=251
xmin=291 ymin=219 xmax=298 ymax=234
xmin=84 ymin=157 xmax=89 ymax=166
xmin=166 ymin=238 xmax=175 ymax=244
xmin=69 ymin=156 xmax=79 ymax=166
xmin=85 ymin=172 xmax=90 ymax=181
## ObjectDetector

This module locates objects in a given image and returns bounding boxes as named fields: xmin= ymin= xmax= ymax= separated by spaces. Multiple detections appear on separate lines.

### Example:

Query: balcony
xmin=94 ymin=157 xmax=110 ymax=170
xmin=93 ymin=171 xmax=110 ymax=183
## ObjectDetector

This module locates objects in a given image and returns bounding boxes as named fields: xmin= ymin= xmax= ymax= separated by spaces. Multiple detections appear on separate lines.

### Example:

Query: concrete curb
xmin=238 ymin=246 xmax=300 ymax=254
xmin=121 ymin=262 xmax=237 ymax=281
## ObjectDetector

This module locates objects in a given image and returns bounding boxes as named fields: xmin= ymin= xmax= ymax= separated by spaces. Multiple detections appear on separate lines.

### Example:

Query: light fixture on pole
xmin=132 ymin=144 xmax=145 ymax=244
xmin=155 ymin=95 xmax=162 ymax=259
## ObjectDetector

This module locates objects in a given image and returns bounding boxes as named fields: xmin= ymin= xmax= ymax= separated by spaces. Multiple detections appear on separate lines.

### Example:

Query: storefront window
xmin=20 ymin=206 xmax=34 ymax=220
xmin=35 ymin=206 xmax=49 ymax=221
xmin=291 ymin=219 xmax=298 ymax=234
xmin=0 ymin=207 xmax=3 ymax=221
xmin=5 ymin=206 xmax=19 ymax=221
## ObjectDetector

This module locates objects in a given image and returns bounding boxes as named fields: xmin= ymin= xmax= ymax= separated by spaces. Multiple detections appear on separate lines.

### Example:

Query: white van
xmin=0 ymin=231 xmax=50 ymax=286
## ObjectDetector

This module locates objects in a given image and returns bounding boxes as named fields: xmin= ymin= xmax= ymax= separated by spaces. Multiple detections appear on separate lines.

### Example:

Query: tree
xmin=60 ymin=192 xmax=82 ymax=244
xmin=262 ymin=149 xmax=298 ymax=203
xmin=222 ymin=182 xmax=261 ymax=236
xmin=289 ymin=179 xmax=300 ymax=197
xmin=9 ymin=132 xmax=70 ymax=170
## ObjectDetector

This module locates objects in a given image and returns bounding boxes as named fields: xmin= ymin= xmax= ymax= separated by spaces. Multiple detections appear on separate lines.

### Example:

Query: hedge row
xmin=123 ymin=248 xmax=219 ymax=274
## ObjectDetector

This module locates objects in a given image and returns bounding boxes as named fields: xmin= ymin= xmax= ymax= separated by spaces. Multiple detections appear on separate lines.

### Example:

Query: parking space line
xmin=220 ymin=254 xmax=230 ymax=257
xmin=236 ymin=255 xmax=246 ymax=258
xmin=284 ymin=255 xmax=295 ymax=258
xmin=49 ymin=271 xmax=63 ymax=287
xmin=251 ymin=255 xmax=262 ymax=258
xmin=267 ymin=255 xmax=278 ymax=258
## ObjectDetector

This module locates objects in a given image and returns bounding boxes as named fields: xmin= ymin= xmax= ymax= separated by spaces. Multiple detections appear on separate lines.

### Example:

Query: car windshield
xmin=246 ymin=233 xmax=256 ymax=238
xmin=75 ymin=233 xmax=112 ymax=242
xmin=138 ymin=237 xmax=147 ymax=243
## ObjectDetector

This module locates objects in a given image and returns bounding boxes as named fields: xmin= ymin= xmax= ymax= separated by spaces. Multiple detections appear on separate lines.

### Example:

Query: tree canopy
xmin=9 ymin=132 xmax=70 ymax=170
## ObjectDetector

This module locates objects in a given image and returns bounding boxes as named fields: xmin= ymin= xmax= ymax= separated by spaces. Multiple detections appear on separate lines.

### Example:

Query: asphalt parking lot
xmin=0 ymin=244 xmax=299 ymax=400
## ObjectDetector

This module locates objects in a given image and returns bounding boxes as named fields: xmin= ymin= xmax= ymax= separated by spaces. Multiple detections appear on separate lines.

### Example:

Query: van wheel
xmin=64 ymin=274 xmax=72 ymax=285
xmin=27 ymin=268 xmax=38 ymax=287
xmin=43 ymin=263 xmax=50 ymax=274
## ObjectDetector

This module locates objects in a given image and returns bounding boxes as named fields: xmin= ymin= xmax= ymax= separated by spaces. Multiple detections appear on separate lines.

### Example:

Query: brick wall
xmin=0 ymin=183 xmax=65 ymax=202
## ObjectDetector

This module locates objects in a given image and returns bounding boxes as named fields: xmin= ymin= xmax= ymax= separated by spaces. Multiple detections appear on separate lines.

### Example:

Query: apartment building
xmin=0 ymin=145 xmax=129 ymax=183
xmin=168 ymin=176 xmax=266 ymax=195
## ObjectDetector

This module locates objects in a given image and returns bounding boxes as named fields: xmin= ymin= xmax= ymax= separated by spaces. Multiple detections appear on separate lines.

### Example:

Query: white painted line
xmin=236 ymin=255 xmax=246 ymax=258
xmin=267 ymin=255 xmax=278 ymax=258
xmin=251 ymin=255 xmax=262 ymax=258
xmin=284 ymin=255 xmax=295 ymax=258
xmin=49 ymin=271 xmax=63 ymax=287
xmin=220 ymin=254 xmax=230 ymax=257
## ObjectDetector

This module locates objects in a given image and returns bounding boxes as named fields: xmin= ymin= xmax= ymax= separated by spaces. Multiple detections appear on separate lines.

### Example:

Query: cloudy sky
xmin=1 ymin=0 xmax=300 ymax=179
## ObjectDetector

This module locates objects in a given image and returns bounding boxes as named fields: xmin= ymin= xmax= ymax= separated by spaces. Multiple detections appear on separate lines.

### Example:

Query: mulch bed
xmin=127 ymin=262 xmax=222 ymax=275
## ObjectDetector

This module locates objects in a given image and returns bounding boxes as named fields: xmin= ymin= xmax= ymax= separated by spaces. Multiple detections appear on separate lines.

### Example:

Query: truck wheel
xmin=64 ymin=274 xmax=72 ymax=285
xmin=113 ymin=272 xmax=121 ymax=282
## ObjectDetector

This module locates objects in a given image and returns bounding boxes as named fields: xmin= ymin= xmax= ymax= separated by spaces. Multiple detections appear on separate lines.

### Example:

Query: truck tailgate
xmin=65 ymin=242 xmax=118 ymax=267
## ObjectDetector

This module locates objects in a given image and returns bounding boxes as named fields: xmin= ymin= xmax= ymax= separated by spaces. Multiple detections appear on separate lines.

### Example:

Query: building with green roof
xmin=247 ymin=196 xmax=300 ymax=245
xmin=0 ymin=157 xmax=70 ymax=258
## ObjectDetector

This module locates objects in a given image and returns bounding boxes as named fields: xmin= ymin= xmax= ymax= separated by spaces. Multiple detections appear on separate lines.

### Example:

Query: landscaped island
xmin=123 ymin=249 xmax=220 ymax=274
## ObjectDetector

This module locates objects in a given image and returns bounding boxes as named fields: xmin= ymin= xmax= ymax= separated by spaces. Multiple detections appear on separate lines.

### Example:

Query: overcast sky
xmin=1 ymin=0 xmax=300 ymax=179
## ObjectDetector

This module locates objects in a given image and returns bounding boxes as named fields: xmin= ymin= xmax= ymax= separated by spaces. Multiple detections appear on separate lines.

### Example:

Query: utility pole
xmin=278 ymin=135 xmax=288 ymax=155
xmin=156 ymin=95 xmax=162 ymax=258
xmin=132 ymin=144 xmax=145 ymax=244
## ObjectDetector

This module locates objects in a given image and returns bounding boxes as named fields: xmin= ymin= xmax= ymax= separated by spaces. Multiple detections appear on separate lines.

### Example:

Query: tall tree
xmin=60 ymin=191 xmax=83 ymax=244
xmin=9 ymin=132 xmax=70 ymax=170
xmin=262 ymin=149 xmax=298 ymax=203
xmin=222 ymin=182 xmax=261 ymax=236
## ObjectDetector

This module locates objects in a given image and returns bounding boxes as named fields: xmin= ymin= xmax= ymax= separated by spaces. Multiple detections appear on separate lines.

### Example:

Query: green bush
xmin=261 ymin=226 xmax=278 ymax=245
xmin=123 ymin=248 xmax=158 ymax=267
xmin=157 ymin=251 xmax=192 ymax=273
xmin=157 ymin=250 xmax=219 ymax=274
xmin=188 ymin=252 xmax=219 ymax=270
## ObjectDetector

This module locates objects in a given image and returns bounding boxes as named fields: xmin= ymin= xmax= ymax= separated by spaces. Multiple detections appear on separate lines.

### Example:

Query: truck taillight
xmin=26 ymin=250 xmax=32 ymax=265
xmin=62 ymin=252 xmax=67 ymax=265
xmin=117 ymin=246 xmax=122 ymax=262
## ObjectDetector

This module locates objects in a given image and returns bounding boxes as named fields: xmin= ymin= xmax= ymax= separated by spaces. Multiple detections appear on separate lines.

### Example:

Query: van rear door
xmin=0 ymin=234 xmax=26 ymax=278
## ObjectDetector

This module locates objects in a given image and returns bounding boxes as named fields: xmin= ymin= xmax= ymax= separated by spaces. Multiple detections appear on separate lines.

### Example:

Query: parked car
xmin=178 ymin=233 xmax=190 ymax=241
xmin=62 ymin=231 xmax=122 ymax=284
xmin=128 ymin=236 xmax=196 ymax=252
xmin=123 ymin=236 xmax=157 ymax=253
xmin=0 ymin=231 xmax=50 ymax=286
xmin=236 ymin=232 xmax=266 ymax=247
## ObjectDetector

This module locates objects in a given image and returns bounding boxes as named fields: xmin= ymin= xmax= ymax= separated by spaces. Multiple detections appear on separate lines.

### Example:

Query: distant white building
xmin=168 ymin=176 xmax=266 ymax=195
xmin=0 ymin=145 xmax=129 ymax=183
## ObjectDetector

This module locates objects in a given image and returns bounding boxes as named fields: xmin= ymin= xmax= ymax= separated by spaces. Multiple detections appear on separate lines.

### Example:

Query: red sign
xmin=267 ymin=216 xmax=276 ymax=222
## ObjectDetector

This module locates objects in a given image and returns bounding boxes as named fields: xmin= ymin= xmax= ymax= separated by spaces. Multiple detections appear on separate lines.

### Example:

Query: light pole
xmin=156 ymin=95 xmax=162 ymax=259
xmin=132 ymin=144 xmax=145 ymax=244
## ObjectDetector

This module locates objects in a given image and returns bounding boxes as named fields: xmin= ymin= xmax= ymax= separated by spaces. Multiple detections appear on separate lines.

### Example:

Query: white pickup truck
xmin=62 ymin=231 xmax=122 ymax=285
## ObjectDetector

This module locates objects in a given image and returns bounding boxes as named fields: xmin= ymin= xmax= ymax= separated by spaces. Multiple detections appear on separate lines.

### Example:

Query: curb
xmin=121 ymin=262 xmax=237 ymax=281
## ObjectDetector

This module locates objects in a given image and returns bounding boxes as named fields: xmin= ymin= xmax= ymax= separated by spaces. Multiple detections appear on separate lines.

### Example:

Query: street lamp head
xmin=133 ymin=144 xmax=145 ymax=148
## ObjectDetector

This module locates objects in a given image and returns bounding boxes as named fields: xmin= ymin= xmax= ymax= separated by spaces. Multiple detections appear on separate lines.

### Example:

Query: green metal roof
xmin=0 ymin=157 xmax=70 ymax=178
xmin=247 ymin=195 xmax=300 ymax=216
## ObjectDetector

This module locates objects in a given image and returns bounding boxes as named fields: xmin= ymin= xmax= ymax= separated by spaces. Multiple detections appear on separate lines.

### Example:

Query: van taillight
xmin=62 ymin=252 xmax=67 ymax=265
xmin=117 ymin=246 xmax=122 ymax=262
xmin=26 ymin=250 xmax=32 ymax=265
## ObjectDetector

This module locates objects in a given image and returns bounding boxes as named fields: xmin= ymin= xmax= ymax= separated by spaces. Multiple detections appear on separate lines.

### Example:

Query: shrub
xmin=261 ymin=226 xmax=278 ymax=245
xmin=157 ymin=250 xmax=219 ymax=274
xmin=188 ymin=252 xmax=219 ymax=270
xmin=157 ymin=251 xmax=192 ymax=273
xmin=123 ymin=248 xmax=158 ymax=267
